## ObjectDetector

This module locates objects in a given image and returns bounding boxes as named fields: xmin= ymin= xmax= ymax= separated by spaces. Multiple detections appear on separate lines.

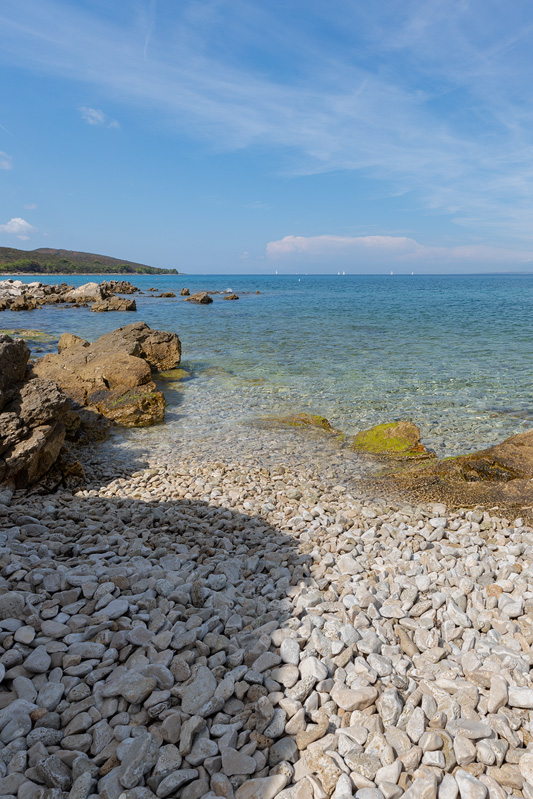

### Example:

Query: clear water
xmin=4 ymin=273 xmax=533 ymax=461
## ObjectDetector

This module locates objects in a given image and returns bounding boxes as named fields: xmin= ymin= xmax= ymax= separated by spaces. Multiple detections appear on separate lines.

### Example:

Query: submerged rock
xmin=267 ymin=413 xmax=335 ymax=432
xmin=351 ymin=421 xmax=434 ymax=459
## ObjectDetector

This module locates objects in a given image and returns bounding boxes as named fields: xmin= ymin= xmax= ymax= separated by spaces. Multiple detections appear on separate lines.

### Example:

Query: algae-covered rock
xmin=351 ymin=421 xmax=434 ymax=459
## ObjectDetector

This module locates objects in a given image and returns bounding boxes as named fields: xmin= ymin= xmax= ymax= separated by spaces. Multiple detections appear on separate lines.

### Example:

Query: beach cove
xmin=0 ymin=275 xmax=533 ymax=798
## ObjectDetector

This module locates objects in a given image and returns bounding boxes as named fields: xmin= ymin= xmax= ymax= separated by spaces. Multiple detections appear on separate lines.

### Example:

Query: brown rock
xmin=186 ymin=292 xmax=213 ymax=304
xmin=57 ymin=333 xmax=89 ymax=353
xmin=100 ymin=280 xmax=139 ymax=295
xmin=10 ymin=296 xmax=39 ymax=311
xmin=33 ymin=322 xmax=180 ymax=428
xmin=369 ymin=428 xmax=533 ymax=517
xmin=91 ymin=297 xmax=137 ymax=312
xmin=223 ymin=294 xmax=239 ymax=300
xmin=0 ymin=335 xmax=78 ymax=487
xmin=160 ymin=292 xmax=176 ymax=298
xmin=181 ymin=288 xmax=190 ymax=296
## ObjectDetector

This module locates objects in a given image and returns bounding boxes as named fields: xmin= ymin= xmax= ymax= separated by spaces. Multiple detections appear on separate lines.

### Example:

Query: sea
xmin=4 ymin=273 xmax=533 ymax=481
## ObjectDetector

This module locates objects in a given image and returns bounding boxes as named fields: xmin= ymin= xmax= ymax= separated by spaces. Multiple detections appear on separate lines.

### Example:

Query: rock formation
xmin=0 ymin=335 xmax=80 ymax=488
xmin=186 ymin=292 xmax=213 ymax=304
xmin=91 ymin=297 xmax=137 ymax=312
xmin=378 ymin=427 xmax=533 ymax=509
xmin=33 ymin=322 xmax=181 ymax=428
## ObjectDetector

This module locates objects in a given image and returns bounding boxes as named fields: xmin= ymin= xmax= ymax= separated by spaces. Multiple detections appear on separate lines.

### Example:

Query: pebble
xmin=0 ymin=451 xmax=530 ymax=799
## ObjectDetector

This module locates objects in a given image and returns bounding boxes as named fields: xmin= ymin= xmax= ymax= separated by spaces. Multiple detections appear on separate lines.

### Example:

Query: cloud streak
xmin=267 ymin=234 xmax=533 ymax=271
xmin=2 ymin=1 xmax=533 ymax=241
xmin=0 ymin=217 xmax=36 ymax=240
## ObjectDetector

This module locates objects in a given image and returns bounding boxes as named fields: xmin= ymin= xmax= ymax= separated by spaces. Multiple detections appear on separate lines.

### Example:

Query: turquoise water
xmin=4 ymin=273 xmax=533 ymax=458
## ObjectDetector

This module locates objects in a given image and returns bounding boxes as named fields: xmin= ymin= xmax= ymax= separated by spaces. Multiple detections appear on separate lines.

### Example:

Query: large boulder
xmin=0 ymin=335 xmax=81 ymax=488
xmin=64 ymin=282 xmax=104 ymax=303
xmin=33 ymin=323 xmax=181 ymax=428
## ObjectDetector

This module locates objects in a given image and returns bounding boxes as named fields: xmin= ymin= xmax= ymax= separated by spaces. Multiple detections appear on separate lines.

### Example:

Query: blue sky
xmin=2 ymin=0 xmax=533 ymax=273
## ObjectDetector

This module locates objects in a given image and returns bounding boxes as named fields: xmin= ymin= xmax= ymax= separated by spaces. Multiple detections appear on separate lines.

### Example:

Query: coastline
xmin=1 ymin=297 xmax=533 ymax=795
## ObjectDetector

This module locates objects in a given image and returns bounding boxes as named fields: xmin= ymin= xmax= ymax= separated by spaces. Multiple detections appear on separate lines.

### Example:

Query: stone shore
xmin=1 ymin=450 xmax=533 ymax=799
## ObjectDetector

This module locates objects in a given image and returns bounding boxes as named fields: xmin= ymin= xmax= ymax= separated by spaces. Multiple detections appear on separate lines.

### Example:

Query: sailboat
xmin=390 ymin=271 xmax=394 ymax=276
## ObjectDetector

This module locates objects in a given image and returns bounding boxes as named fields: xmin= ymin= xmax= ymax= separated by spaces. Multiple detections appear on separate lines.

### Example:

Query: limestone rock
xmin=91 ymin=297 xmax=137 ymax=312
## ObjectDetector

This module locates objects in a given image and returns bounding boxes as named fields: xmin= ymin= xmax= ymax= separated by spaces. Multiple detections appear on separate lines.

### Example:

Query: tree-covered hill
xmin=0 ymin=247 xmax=181 ymax=275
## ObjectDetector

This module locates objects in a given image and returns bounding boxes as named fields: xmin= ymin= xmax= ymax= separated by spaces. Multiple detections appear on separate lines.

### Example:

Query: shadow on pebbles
xmin=0 ymin=448 xmax=532 ymax=799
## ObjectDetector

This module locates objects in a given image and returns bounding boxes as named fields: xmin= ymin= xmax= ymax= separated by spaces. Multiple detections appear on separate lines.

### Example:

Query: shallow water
xmin=4 ymin=273 xmax=533 ymax=466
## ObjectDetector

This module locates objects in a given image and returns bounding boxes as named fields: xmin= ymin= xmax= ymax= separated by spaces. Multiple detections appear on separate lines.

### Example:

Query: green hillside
xmin=0 ymin=247 xmax=180 ymax=275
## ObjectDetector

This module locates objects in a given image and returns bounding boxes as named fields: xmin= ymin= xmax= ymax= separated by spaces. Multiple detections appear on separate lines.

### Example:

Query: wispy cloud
xmin=80 ymin=106 xmax=119 ymax=129
xmin=0 ymin=151 xmax=12 ymax=170
xmin=2 ymin=1 xmax=533 ymax=240
xmin=0 ymin=217 xmax=37 ymax=240
xmin=24 ymin=203 xmax=37 ymax=210
xmin=267 ymin=234 xmax=533 ymax=270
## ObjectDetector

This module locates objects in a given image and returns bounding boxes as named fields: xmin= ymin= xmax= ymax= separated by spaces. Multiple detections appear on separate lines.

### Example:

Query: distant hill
xmin=0 ymin=247 xmax=181 ymax=275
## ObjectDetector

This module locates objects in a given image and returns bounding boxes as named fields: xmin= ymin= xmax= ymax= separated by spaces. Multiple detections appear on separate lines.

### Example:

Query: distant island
xmin=0 ymin=246 xmax=181 ymax=275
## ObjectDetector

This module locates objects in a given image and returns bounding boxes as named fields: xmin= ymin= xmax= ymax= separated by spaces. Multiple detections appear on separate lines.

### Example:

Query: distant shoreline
xmin=0 ymin=273 xmax=182 ymax=277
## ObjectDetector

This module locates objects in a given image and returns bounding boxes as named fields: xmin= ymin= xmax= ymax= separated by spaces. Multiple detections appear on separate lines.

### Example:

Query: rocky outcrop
xmin=100 ymin=280 xmax=139 ymax=295
xmin=159 ymin=291 xmax=176 ymax=298
xmin=91 ymin=297 xmax=137 ymax=312
xmin=223 ymin=293 xmax=239 ymax=300
xmin=0 ymin=335 xmax=81 ymax=488
xmin=0 ymin=279 xmax=141 ymax=311
xmin=186 ymin=291 xmax=213 ymax=304
xmin=371 ymin=427 xmax=533 ymax=511
xmin=180 ymin=287 xmax=190 ymax=296
xmin=351 ymin=421 xmax=435 ymax=459
xmin=33 ymin=323 xmax=181 ymax=428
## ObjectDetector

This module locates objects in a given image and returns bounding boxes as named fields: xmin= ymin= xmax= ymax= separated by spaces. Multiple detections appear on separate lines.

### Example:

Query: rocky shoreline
xmin=2 ymin=319 xmax=533 ymax=798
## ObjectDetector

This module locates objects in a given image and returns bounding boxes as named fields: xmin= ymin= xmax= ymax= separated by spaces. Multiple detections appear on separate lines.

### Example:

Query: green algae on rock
xmin=351 ymin=421 xmax=434 ymax=459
